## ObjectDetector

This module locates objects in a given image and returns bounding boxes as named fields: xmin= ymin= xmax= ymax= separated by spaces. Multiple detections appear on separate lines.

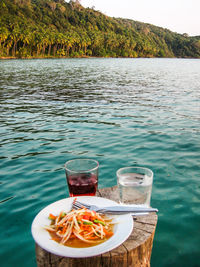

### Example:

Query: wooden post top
xmin=35 ymin=186 xmax=158 ymax=267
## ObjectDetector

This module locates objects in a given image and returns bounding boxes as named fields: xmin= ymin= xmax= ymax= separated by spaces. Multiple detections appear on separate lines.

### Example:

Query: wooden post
xmin=35 ymin=186 xmax=158 ymax=267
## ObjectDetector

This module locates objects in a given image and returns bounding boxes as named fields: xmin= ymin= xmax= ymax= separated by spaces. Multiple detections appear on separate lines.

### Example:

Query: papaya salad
xmin=44 ymin=206 xmax=114 ymax=248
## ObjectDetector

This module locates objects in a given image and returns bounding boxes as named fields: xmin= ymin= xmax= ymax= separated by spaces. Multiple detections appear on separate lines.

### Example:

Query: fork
xmin=72 ymin=199 xmax=158 ymax=214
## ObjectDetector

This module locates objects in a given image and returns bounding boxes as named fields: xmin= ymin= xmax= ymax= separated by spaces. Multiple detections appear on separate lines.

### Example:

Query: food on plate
xmin=44 ymin=207 xmax=114 ymax=248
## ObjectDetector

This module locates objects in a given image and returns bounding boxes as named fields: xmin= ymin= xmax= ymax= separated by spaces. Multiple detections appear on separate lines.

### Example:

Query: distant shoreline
xmin=1 ymin=56 xmax=199 ymax=60
xmin=1 ymin=0 xmax=200 ymax=61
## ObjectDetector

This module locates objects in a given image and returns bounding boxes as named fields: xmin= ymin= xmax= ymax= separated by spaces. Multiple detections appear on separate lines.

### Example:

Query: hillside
xmin=0 ymin=0 xmax=200 ymax=58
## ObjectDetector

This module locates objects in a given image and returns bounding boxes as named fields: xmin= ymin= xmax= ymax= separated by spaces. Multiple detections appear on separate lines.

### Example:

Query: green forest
xmin=0 ymin=0 xmax=200 ymax=58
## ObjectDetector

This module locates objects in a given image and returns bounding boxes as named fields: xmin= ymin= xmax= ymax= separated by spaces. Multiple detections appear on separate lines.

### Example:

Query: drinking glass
xmin=117 ymin=166 xmax=153 ymax=206
xmin=65 ymin=159 xmax=99 ymax=197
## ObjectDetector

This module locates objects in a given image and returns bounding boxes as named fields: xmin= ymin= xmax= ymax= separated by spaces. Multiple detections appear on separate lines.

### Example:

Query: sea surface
xmin=0 ymin=58 xmax=200 ymax=267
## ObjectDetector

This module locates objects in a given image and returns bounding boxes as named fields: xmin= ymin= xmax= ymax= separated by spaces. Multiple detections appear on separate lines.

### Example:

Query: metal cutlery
xmin=72 ymin=199 xmax=158 ymax=214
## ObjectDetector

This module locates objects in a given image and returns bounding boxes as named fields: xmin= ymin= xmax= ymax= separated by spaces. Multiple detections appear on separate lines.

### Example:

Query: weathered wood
xmin=35 ymin=186 xmax=157 ymax=267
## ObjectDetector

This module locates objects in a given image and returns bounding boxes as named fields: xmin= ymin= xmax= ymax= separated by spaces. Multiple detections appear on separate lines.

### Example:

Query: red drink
xmin=67 ymin=173 xmax=98 ymax=197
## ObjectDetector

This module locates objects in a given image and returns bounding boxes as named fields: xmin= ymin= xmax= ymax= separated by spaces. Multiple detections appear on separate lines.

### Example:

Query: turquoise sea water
xmin=0 ymin=58 xmax=200 ymax=267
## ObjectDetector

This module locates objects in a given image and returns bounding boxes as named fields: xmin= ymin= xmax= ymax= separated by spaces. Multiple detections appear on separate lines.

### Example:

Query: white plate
xmin=31 ymin=196 xmax=133 ymax=258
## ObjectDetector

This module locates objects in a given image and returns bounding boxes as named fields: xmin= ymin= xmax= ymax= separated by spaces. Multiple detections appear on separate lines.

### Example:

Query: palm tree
xmin=88 ymin=30 xmax=104 ymax=56
xmin=63 ymin=32 xmax=73 ymax=56
xmin=47 ymin=30 xmax=55 ymax=56
xmin=34 ymin=30 xmax=43 ymax=56
xmin=0 ymin=27 xmax=9 ymax=56
xmin=6 ymin=39 xmax=13 ymax=56
xmin=80 ymin=31 xmax=91 ymax=55
xmin=9 ymin=24 xmax=21 ymax=57
xmin=41 ymin=30 xmax=49 ymax=56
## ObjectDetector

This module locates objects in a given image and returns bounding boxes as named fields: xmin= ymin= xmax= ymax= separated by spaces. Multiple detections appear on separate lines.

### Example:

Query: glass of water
xmin=117 ymin=166 xmax=153 ymax=207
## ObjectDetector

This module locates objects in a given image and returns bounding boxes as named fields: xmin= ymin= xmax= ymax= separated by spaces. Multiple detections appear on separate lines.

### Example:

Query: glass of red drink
xmin=65 ymin=159 xmax=99 ymax=197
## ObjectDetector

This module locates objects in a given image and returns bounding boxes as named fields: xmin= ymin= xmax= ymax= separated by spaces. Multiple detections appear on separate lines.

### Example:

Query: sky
xmin=79 ymin=0 xmax=200 ymax=36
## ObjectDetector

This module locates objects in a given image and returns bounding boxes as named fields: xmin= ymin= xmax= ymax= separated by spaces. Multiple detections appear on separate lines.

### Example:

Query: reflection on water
xmin=0 ymin=58 xmax=200 ymax=267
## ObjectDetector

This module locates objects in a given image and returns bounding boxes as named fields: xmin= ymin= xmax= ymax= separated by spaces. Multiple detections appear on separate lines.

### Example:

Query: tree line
xmin=0 ymin=0 xmax=200 ymax=58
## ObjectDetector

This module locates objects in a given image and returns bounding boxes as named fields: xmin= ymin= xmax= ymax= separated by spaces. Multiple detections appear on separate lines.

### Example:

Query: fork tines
xmin=72 ymin=202 xmax=81 ymax=210
xmin=72 ymin=199 xmax=89 ymax=210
